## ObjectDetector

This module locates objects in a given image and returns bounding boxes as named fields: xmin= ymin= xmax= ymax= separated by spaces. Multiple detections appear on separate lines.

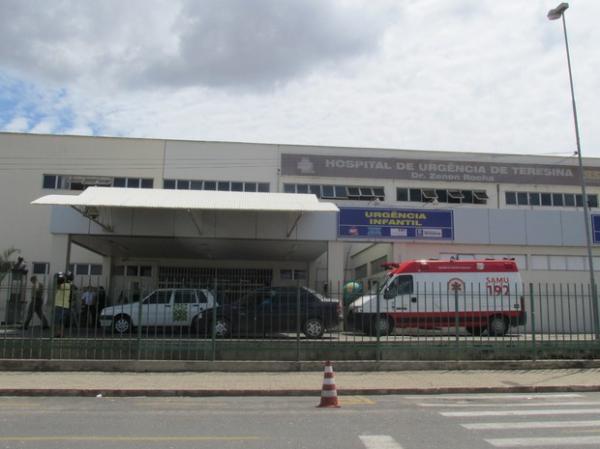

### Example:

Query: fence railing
xmin=1 ymin=274 xmax=599 ymax=361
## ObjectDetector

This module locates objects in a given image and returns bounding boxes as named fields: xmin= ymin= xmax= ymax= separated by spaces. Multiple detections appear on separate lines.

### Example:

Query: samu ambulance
xmin=348 ymin=259 xmax=526 ymax=337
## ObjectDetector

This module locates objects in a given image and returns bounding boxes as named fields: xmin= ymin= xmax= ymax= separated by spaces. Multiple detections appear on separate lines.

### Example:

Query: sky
xmin=0 ymin=0 xmax=599 ymax=158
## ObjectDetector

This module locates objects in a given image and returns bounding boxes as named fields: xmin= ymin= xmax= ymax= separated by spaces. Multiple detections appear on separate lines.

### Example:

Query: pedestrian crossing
xmin=413 ymin=392 xmax=600 ymax=448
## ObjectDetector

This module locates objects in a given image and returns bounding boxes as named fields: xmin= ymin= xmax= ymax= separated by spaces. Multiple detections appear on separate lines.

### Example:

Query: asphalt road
xmin=2 ymin=392 xmax=600 ymax=448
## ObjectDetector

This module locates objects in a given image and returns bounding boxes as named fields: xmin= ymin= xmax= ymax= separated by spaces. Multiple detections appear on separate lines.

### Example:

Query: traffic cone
xmin=317 ymin=360 xmax=340 ymax=408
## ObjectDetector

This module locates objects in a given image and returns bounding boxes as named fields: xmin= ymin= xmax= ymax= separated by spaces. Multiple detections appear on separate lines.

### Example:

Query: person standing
xmin=81 ymin=287 xmax=97 ymax=327
xmin=54 ymin=273 xmax=72 ymax=338
xmin=23 ymin=276 xmax=49 ymax=330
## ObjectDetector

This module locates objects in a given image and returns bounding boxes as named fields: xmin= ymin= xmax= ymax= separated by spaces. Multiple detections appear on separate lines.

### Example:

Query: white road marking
xmin=463 ymin=419 xmax=600 ymax=430
xmin=485 ymin=435 xmax=600 ymax=447
xmin=441 ymin=408 xmax=600 ymax=417
xmin=405 ymin=393 xmax=583 ymax=400
xmin=359 ymin=435 xmax=404 ymax=449
xmin=420 ymin=401 xmax=600 ymax=408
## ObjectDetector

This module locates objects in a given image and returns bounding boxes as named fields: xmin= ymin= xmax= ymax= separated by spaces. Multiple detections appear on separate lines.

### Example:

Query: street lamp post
xmin=548 ymin=2 xmax=599 ymax=339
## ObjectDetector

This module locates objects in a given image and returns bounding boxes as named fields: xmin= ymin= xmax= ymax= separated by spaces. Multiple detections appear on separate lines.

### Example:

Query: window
xmin=204 ymin=181 xmax=216 ymax=190
xmin=549 ymin=255 xmax=567 ymax=270
xmin=552 ymin=193 xmax=564 ymax=206
xmin=398 ymin=188 xmax=487 ymax=205
xmin=385 ymin=275 xmax=413 ymax=297
xmin=141 ymin=178 xmax=153 ymax=188
xmin=32 ymin=262 xmax=49 ymax=275
xmin=285 ymin=184 xmax=384 ymax=201
xmin=127 ymin=178 xmax=140 ymax=188
xmin=370 ymin=256 xmax=387 ymax=275
xmin=322 ymin=185 xmax=335 ymax=198
xmin=421 ymin=189 xmax=437 ymax=202
xmin=75 ymin=264 xmax=89 ymax=275
xmin=564 ymin=194 xmax=575 ymax=207
xmin=176 ymin=180 xmax=189 ymax=190
xmin=164 ymin=179 xmax=176 ymax=189
xmin=113 ymin=265 xmax=125 ymax=276
xmin=140 ymin=266 xmax=152 ymax=277
xmin=42 ymin=175 xmax=58 ymax=189
xmin=541 ymin=193 xmax=552 ymax=206
xmin=90 ymin=264 xmax=103 ymax=275
xmin=505 ymin=192 xmax=516 ymax=205
xmin=258 ymin=183 xmax=270 ymax=193
xmin=396 ymin=188 xmax=408 ymax=202
xmin=196 ymin=290 xmax=208 ymax=303
xmin=244 ymin=182 xmax=257 ymax=192
xmin=126 ymin=266 xmax=139 ymax=276
xmin=279 ymin=269 xmax=306 ymax=280
xmin=232 ymin=182 xmax=244 ymax=192
xmin=355 ymin=264 xmax=368 ymax=279
xmin=174 ymin=290 xmax=196 ymax=304
xmin=529 ymin=192 xmax=540 ymax=206
xmin=144 ymin=291 xmax=171 ymax=304
xmin=113 ymin=177 xmax=126 ymax=187
xmin=506 ymin=191 xmax=597 ymax=208
xmin=218 ymin=181 xmax=229 ymax=191
xmin=409 ymin=188 xmax=422 ymax=202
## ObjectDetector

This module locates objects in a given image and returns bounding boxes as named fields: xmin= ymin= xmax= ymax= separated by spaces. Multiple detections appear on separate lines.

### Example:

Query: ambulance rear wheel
xmin=370 ymin=316 xmax=394 ymax=337
xmin=487 ymin=316 xmax=509 ymax=337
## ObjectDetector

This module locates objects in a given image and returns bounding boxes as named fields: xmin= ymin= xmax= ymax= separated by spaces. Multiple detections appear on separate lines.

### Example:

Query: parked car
xmin=213 ymin=286 xmax=342 ymax=338
xmin=99 ymin=288 xmax=217 ymax=334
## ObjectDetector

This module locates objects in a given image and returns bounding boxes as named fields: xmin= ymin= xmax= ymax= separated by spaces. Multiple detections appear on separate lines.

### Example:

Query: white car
xmin=99 ymin=288 xmax=217 ymax=334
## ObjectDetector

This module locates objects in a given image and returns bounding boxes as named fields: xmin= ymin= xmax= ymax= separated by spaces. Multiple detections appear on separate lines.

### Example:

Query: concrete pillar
xmin=49 ymin=234 xmax=71 ymax=275
xmin=327 ymin=241 xmax=345 ymax=298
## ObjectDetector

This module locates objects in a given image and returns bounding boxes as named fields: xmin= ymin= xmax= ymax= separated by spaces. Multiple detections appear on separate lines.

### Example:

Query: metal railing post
xmin=454 ymin=289 xmax=460 ymax=348
xmin=211 ymin=278 xmax=218 ymax=361
xmin=375 ymin=283 xmax=381 ymax=362
xmin=136 ymin=291 xmax=143 ymax=360
xmin=296 ymin=282 xmax=301 ymax=363
xmin=529 ymin=283 xmax=536 ymax=361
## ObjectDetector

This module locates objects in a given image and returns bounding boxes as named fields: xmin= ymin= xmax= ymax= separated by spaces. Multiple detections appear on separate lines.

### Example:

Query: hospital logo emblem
xmin=448 ymin=278 xmax=465 ymax=293
xmin=297 ymin=157 xmax=315 ymax=174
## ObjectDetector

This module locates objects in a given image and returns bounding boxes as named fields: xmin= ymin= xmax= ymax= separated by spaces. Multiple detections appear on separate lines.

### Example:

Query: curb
xmin=2 ymin=359 xmax=600 ymax=372
xmin=2 ymin=385 xmax=600 ymax=397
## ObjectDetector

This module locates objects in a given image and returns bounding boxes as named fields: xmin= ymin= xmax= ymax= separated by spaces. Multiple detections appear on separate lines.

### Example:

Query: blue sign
xmin=338 ymin=207 xmax=454 ymax=240
xmin=592 ymin=215 xmax=600 ymax=244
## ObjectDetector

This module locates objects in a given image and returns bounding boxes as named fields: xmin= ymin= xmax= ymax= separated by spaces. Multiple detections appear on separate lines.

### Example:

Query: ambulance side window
xmin=384 ymin=275 xmax=413 ymax=299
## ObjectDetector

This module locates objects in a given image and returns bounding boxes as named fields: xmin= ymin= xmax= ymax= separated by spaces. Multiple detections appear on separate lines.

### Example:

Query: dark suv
xmin=213 ymin=286 xmax=341 ymax=338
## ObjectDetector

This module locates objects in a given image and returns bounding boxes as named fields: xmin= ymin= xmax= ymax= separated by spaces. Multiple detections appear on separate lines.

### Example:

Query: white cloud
xmin=1 ymin=0 xmax=600 ymax=158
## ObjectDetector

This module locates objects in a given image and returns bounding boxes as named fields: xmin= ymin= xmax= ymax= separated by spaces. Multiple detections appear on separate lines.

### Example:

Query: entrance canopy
xmin=32 ymin=187 xmax=339 ymax=262
xmin=32 ymin=186 xmax=339 ymax=213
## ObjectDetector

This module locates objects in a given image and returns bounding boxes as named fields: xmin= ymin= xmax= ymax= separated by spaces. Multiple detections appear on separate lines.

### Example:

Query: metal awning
xmin=31 ymin=186 xmax=339 ymax=213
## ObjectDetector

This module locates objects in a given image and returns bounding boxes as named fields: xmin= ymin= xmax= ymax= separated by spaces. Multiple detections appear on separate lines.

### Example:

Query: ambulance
xmin=347 ymin=259 xmax=526 ymax=337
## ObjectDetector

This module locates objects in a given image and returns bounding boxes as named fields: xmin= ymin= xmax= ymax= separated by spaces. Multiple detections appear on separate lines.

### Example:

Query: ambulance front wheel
xmin=369 ymin=316 xmax=394 ymax=337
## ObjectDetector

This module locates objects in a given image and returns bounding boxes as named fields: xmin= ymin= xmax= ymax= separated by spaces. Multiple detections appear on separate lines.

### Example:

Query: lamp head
xmin=548 ymin=2 xmax=569 ymax=20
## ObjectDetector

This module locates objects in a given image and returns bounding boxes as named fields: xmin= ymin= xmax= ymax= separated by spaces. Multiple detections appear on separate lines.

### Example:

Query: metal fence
xmin=1 ymin=272 xmax=599 ymax=361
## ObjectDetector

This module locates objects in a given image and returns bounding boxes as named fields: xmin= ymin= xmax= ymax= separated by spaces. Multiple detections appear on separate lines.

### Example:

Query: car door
xmin=240 ymin=288 xmax=274 ymax=335
xmin=167 ymin=289 xmax=200 ymax=327
xmin=383 ymin=275 xmax=414 ymax=328
xmin=142 ymin=289 xmax=173 ymax=327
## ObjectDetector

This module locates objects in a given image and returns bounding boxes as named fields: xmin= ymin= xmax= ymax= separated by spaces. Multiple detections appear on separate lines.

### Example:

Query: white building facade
xmin=2 ymin=132 xmax=600 ymax=304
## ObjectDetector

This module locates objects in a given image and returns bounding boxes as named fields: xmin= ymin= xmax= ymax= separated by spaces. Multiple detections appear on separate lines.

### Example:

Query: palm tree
xmin=0 ymin=247 xmax=20 ymax=284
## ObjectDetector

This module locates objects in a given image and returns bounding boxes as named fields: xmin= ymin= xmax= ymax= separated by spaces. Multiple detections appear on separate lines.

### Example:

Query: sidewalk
xmin=1 ymin=368 xmax=600 ymax=397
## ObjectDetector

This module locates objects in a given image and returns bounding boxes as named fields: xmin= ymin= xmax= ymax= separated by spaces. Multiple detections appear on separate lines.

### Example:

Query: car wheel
xmin=113 ymin=315 xmax=131 ymax=334
xmin=487 ymin=316 xmax=508 ymax=336
xmin=303 ymin=318 xmax=325 ymax=338
xmin=213 ymin=318 xmax=231 ymax=338
xmin=370 ymin=316 xmax=393 ymax=336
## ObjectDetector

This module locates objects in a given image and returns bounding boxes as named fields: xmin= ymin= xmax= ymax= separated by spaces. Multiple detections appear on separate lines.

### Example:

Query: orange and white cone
xmin=317 ymin=360 xmax=340 ymax=408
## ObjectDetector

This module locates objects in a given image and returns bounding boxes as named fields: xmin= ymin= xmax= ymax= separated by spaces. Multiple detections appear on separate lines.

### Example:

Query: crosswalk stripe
xmin=404 ymin=394 xmax=582 ymax=400
xmin=485 ymin=435 xmax=600 ymax=447
xmin=441 ymin=408 xmax=600 ymax=417
xmin=359 ymin=435 xmax=404 ymax=449
xmin=420 ymin=401 xmax=600 ymax=408
xmin=463 ymin=420 xmax=600 ymax=430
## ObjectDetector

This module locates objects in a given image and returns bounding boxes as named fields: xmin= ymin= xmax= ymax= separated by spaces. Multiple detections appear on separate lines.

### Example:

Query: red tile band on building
xmin=317 ymin=360 xmax=340 ymax=408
